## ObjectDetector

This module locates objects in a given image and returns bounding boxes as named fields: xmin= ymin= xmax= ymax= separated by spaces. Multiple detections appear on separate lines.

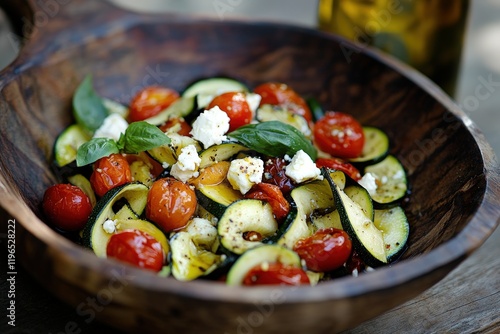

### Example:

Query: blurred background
xmin=1 ymin=0 xmax=499 ymax=333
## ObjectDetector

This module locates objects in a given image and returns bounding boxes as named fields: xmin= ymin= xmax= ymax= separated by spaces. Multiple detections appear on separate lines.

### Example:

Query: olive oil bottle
xmin=318 ymin=0 xmax=470 ymax=96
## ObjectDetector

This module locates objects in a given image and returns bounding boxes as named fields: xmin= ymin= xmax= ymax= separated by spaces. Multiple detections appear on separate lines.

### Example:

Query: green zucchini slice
xmin=349 ymin=127 xmax=389 ymax=166
xmin=226 ymin=245 xmax=302 ymax=285
xmin=363 ymin=155 xmax=408 ymax=208
xmin=373 ymin=206 xmax=409 ymax=261
xmin=325 ymin=170 xmax=388 ymax=267
xmin=195 ymin=182 xmax=243 ymax=219
xmin=144 ymin=96 xmax=196 ymax=126
xmin=198 ymin=142 xmax=249 ymax=169
xmin=67 ymin=174 xmax=96 ymax=207
xmin=183 ymin=77 xmax=248 ymax=100
xmin=344 ymin=184 xmax=374 ymax=220
xmin=218 ymin=199 xmax=278 ymax=254
xmin=82 ymin=182 xmax=150 ymax=257
xmin=54 ymin=124 xmax=91 ymax=167
xmin=256 ymin=104 xmax=311 ymax=138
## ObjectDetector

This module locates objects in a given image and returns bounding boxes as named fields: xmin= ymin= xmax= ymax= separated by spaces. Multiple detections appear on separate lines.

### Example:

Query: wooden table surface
xmin=1 ymin=1 xmax=499 ymax=333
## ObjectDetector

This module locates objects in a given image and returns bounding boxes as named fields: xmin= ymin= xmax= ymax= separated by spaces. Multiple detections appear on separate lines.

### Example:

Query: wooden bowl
xmin=1 ymin=0 xmax=499 ymax=332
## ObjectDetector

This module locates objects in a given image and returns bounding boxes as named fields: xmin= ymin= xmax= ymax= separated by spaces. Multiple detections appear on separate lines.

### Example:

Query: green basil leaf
xmin=73 ymin=75 xmax=108 ymax=133
xmin=76 ymin=138 xmax=119 ymax=166
xmin=122 ymin=121 xmax=170 ymax=154
xmin=228 ymin=121 xmax=317 ymax=160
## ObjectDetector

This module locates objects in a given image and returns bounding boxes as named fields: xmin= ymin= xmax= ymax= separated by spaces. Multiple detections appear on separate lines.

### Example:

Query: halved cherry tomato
xmin=129 ymin=86 xmax=179 ymax=122
xmin=315 ymin=157 xmax=362 ymax=181
xmin=245 ymin=183 xmax=290 ymax=221
xmin=262 ymin=157 xmax=295 ymax=194
xmin=106 ymin=229 xmax=164 ymax=272
xmin=42 ymin=184 xmax=92 ymax=232
xmin=159 ymin=117 xmax=192 ymax=136
xmin=254 ymin=82 xmax=313 ymax=123
xmin=190 ymin=161 xmax=230 ymax=188
xmin=243 ymin=262 xmax=310 ymax=286
xmin=313 ymin=111 xmax=365 ymax=159
xmin=146 ymin=177 xmax=197 ymax=233
xmin=90 ymin=154 xmax=132 ymax=197
xmin=207 ymin=92 xmax=253 ymax=132
xmin=293 ymin=228 xmax=352 ymax=272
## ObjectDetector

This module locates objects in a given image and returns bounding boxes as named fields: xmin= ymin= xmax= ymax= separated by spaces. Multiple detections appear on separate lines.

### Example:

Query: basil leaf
xmin=122 ymin=122 xmax=170 ymax=154
xmin=73 ymin=75 xmax=108 ymax=133
xmin=228 ymin=121 xmax=317 ymax=160
xmin=76 ymin=138 xmax=119 ymax=166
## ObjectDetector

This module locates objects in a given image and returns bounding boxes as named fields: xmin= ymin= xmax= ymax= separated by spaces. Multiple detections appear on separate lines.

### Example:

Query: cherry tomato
xmin=106 ymin=229 xmax=164 ymax=272
xmin=207 ymin=92 xmax=253 ymax=132
xmin=146 ymin=177 xmax=197 ymax=233
xmin=42 ymin=184 xmax=92 ymax=232
xmin=158 ymin=117 xmax=192 ymax=136
xmin=245 ymin=183 xmax=290 ymax=221
xmin=262 ymin=157 xmax=295 ymax=194
xmin=129 ymin=86 xmax=179 ymax=122
xmin=243 ymin=262 xmax=310 ymax=286
xmin=90 ymin=154 xmax=132 ymax=197
xmin=313 ymin=112 xmax=365 ymax=159
xmin=315 ymin=157 xmax=362 ymax=181
xmin=293 ymin=228 xmax=352 ymax=272
xmin=254 ymin=82 xmax=313 ymax=123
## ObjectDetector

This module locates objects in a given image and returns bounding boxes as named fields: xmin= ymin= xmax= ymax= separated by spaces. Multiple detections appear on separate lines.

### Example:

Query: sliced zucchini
xmin=199 ymin=142 xmax=249 ymax=169
xmin=182 ymin=77 xmax=248 ymax=109
xmin=325 ymin=170 xmax=387 ymax=267
xmin=306 ymin=97 xmax=324 ymax=122
xmin=344 ymin=184 xmax=374 ymax=220
xmin=113 ymin=203 xmax=139 ymax=220
xmin=256 ymin=104 xmax=311 ymax=138
xmin=373 ymin=206 xmax=409 ymax=261
xmin=144 ymin=96 xmax=196 ymax=126
xmin=363 ymin=155 xmax=407 ymax=208
xmin=226 ymin=245 xmax=302 ymax=285
xmin=147 ymin=145 xmax=176 ymax=168
xmin=102 ymin=98 xmax=129 ymax=119
xmin=67 ymin=174 xmax=96 ymax=207
xmin=277 ymin=177 xmax=335 ymax=249
xmin=350 ymin=127 xmax=389 ymax=166
xmin=54 ymin=124 xmax=91 ymax=167
xmin=310 ymin=210 xmax=342 ymax=231
xmin=195 ymin=181 xmax=243 ymax=218
xmin=82 ymin=182 xmax=149 ymax=256
xmin=218 ymin=199 xmax=278 ymax=255
xmin=170 ymin=218 xmax=223 ymax=281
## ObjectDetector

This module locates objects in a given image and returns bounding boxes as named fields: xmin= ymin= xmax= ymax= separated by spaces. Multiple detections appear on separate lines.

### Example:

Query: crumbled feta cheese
xmin=285 ymin=150 xmax=322 ymax=183
xmin=162 ymin=162 xmax=170 ymax=169
xmin=93 ymin=113 xmax=129 ymax=141
xmin=358 ymin=172 xmax=378 ymax=196
xmin=227 ymin=156 xmax=264 ymax=194
xmin=190 ymin=106 xmax=230 ymax=149
xmin=170 ymin=144 xmax=201 ymax=182
xmin=245 ymin=93 xmax=262 ymax=114
xmin=102 ymin=219 xmax=117 ymax=234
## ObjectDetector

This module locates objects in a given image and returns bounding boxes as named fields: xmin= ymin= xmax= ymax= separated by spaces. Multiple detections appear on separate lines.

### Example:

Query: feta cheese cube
xmin=102 ymin=219 xmax=117 ymax=234
xmin=245 ymin=93 xmax=262 ymax=114
xmin=93 ymin=113 xmax=129 ymax=142
xmin=285 ymin=150 xmax=322 ymax=183
xmin=358 ymin=172 xmax=378 ymax=196
xmin=227 ymin=156 xmax=264 ymax=194
xmin=170 ymin=144 xmax=201 ymax=182
xmin=190 ymin=106 xmax=230 ymax=149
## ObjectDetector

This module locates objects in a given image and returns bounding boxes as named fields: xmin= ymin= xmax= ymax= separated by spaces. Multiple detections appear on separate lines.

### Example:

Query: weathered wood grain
xmin=0 ymin=0 xmax=499 ymax=333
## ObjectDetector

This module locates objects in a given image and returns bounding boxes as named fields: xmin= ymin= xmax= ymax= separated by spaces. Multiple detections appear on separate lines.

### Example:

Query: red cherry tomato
xmin=207 ymin=92 xmax=253 ymax=132
xmin=106 ymin=229 xmax=164 ymax=272
xmin=293 ymin=228 xmax=352 ymax=272
xmin=245 ymin=183 xmax=290 ymax=221
xmin=254 ymin=82 xmax=313 ymax=123
xmin=90 ymin=154 xmax=132 ymax=197
xmin=158 ymin=117 xmax=192 ymax=136
xmin=315 ymin=157 xmax=362 ymax=181
xmin=146 ymin=177 xmax=197 ymax=233
xmin=262 ymin=157 xmax=295 ymax=194
xmin=313 ymin=112 xmax=365 ymax=159
xmin=243 ymin=262 xmax=310 ymax=286
xmin=42 ymin=184 xmax=92 ymax=232
xmin=129 ymin=86 xmax=179 ymax=122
